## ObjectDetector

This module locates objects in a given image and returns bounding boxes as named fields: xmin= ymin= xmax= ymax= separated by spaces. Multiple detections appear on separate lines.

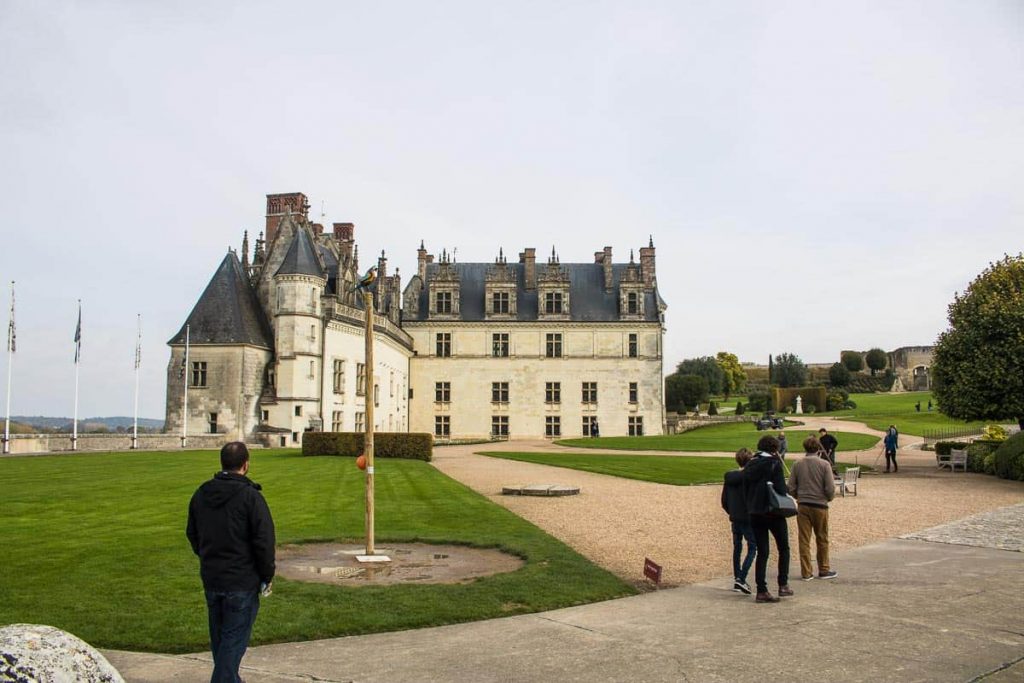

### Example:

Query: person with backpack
xmin=741 ymin=435 xmax=793 ymax=603
xmin=721 ymin=448 xmax=756 ymax=595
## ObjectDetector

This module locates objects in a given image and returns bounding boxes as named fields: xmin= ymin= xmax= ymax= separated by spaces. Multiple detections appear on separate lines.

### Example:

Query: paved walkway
xmin=104 ymin=505 xmax=1024 ymax=683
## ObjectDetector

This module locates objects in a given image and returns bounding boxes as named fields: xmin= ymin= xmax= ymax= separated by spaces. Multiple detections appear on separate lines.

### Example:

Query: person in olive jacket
xmin=741 ymin=435 xmax=793 ymax=603
xmin=187 ymin=442 xmax=276 ymax=683
xmin=721 ymin=448 xmax=756 ymax=594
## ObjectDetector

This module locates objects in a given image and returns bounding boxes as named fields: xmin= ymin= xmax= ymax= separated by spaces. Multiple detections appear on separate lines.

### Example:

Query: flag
xmin=6 ymin=283 xmax=14 ymax=354
xmin=74 ymin=303 xmax=81 ymax=363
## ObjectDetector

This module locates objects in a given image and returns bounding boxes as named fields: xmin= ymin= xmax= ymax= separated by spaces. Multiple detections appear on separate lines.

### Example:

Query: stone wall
xmin=2 ymin=433 xmax=229 ymax=455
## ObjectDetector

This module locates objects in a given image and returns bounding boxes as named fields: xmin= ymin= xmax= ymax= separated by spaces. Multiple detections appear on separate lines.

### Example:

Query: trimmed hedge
xmin=934 ymin=441 xmax=970 ymax=456
xmin=993 ymin=431 xmax=1024 ymax=481
xmin=302 ymin=432 xmax=433 ymax=461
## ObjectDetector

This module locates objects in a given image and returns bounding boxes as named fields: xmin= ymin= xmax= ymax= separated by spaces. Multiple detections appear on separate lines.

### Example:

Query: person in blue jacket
xmin=883 ymin=425 xmax=899 ymax=473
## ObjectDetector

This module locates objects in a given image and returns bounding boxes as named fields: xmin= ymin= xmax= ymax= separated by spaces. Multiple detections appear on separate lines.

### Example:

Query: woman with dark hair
xmin=883 ymin=425 xmax=899 ymax=473
xmin=741 ymin=434 xmax=793 ymax=603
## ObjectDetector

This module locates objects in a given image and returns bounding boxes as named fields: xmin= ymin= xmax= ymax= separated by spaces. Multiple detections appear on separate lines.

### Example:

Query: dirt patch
xmin=276 ymin=542 xmax=524 ymax=586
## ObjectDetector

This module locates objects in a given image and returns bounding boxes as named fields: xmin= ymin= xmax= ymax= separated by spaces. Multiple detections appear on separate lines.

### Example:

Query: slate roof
xmin=168 ymin=252 xmax=273 ymax=347
xmin=275 ymin=227 xmax=324 ymax=278
xmin=412 ymin=262 xmax=661 ymax=322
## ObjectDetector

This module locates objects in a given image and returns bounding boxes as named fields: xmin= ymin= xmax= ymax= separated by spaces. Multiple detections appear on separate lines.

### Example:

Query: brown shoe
xmin=778 ymin=585 xmax=794 ymax=597
xmin=755 ymin=592 xmax=780 ymax=603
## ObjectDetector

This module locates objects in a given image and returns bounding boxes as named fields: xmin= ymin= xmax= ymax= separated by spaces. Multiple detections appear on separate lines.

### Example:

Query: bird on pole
xmin=352 ymin=266 xmax=378 ymax=292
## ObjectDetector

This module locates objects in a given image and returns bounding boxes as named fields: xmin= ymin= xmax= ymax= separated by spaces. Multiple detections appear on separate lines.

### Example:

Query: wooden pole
xmin=363 ymin=289 xmax=375 ymax=555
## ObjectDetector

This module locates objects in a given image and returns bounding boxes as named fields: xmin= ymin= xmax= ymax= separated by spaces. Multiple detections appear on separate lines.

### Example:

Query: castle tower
xmin=265 ymin=192 xmax=309 ymax=246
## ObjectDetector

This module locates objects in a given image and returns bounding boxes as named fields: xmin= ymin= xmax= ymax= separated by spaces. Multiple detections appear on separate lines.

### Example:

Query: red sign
xmin=643 ymin=557 xmax=662 ymax=584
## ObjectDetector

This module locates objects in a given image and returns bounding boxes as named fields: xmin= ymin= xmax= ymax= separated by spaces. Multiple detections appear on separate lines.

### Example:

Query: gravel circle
xmin=432 ymin=422 xmax=1024 ymax=588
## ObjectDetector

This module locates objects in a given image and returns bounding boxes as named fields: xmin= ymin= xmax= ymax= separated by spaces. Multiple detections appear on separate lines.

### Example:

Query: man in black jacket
xmin=741 ymin=435 xmax=793 ymax=603
xmin=818 ymin=428 xmax=839 ymax=468
xmin=187 ymin=442 xmax=275 ymax=683
xmin=721 ymin=448 xmax=756 ymax=594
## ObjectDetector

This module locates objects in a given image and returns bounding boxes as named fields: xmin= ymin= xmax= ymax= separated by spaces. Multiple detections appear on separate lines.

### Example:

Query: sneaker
xmin=778 ymin=585 xmax=794 ymax=597
xmin=755 ymin=592 xmax=780 ymax=603
xmin=818 ymin=570 xmax=838 ymax=580
xmin=801 ymin=574 xmax=815 ymax=581
xmin=733 ymin=580 xmax=752 ymax=595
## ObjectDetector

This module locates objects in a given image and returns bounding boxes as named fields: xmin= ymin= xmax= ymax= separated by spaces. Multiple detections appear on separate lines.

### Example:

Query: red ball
xmin=355 ymin=454 xmax=367 ymax=470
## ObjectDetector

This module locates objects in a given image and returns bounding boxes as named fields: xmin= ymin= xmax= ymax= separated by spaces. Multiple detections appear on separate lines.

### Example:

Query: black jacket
xmin=186 ymin=471 xmax=276 ymax=592
xmin=819 ymin=434 xmax=838 ymax=455
xmin=720 ymin=470 xmax=749 ymax=523
xmin=742 ymin=453 xmax=788 ymax=516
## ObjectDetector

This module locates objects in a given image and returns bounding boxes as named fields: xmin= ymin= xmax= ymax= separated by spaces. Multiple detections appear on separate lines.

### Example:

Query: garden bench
xmin=835 ymin=467 xmax=859 ymax=497
xmin=948 ymin=449 xmax=968 ymax=473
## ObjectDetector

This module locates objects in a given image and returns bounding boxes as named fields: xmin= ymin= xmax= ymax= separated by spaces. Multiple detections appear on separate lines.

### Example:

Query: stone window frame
xmin=436 ymin=291 xmax=453 ymax=314
xmin=333 ymin=359 xmax=345 ymax=394
xmin=491 ymin=415 xmax=509 ymax=437
xmin=582 ymin=381 xmax=598 ymax=404
xmin=436 ymin=332 xmax=452 ymax=357
xmin=355 ymin=412 xmax=365 ymax=432
xmin=628 ymin=333 xmax=638 ymax=358
xmin=628 ymin=416 xmax=644 ymax=436
xmin=331 ymin=410 xmax=343 ymax=431
xmin=191 ymin=361 xmax=207 ymax=387
xmin=208 ymin=412 xmax=218 ymax=434
xmin=491 ymin=381 xmax=509 ymax=404
xmin=629 ymin=382 xmax=639 ymax=404
xmin=544 ymin=291 xmax=564 ymax=315
xmin=582 ymin=415 xmax=598 ymax=436
xmin=545 ymin=333 xmax=563 ymax=358
xmin=435 ymin=415 xmax=451 ymax=437
xmin=545 ymin=415 xmax=561 ymax=438
xmin=435 ymin=381 xmax=451 ymax=403
xmin=492 ymin=291 xmax=510 ymax=314
xmin=356 ymin=363 xmax=366 ymax=396
xmin=545 ymin=381 xmax=561 ymax=404
xmin=492 ymin=332 xmax=510 ymax=358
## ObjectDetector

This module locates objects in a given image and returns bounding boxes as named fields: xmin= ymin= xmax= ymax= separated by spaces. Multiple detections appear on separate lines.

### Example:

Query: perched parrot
xmin=352 ymin=266 xmax=378 ymax=292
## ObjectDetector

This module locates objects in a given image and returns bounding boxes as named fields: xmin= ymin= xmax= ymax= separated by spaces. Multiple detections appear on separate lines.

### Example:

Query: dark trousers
xmin=205 ymin=589 xmax=260 ymax=683
xmin=885 ymin=449 xmax=898 ymax=472
xmin=731 ymin=520 xmax=756 ymax=583
xmin=750 ymin=514 xmax=790 ymax=594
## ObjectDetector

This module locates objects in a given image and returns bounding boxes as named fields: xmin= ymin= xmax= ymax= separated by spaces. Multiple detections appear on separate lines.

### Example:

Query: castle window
xmin=545 ymin=416 xmax=561 ymax=438
xmin=545 ymin=381 xmax=561 ymax=404
xmin=355 ymin=412 xmax=365 ymax=432
xmin=311 ymin=287 xmax=317 ymax=311
xmin=333 ymin=359 xmax=345 ymax=394
xmin=191 ymin=361 xmax=207 ymax=387
xmin=308 ymin=360 xmax=315 ymax=379
xmin=628 ymin=416 xmax=644 ymax=436
xmin=545 ymin=333 xmax=562 ymax=358
xmin=310 ymin=324 xmax=316 ymax=343
xmin=209 ymin=412 xmax=218 ymax=434
xmin=332 ymin=411 xmax=343 ymax=431
xmin=435 ymin=381 xmax=450 ymax=403
xmin=627 ymin=292 xmax=639 ymax=314
xmin=491 ymin=415 xmax=509 ymax=437
xmin=544 ymin=292 xmax=563 ymax=314
xmin=491 ymin=381 xmax=509 ymax=404
xmin=492 ymin=291 xmax=509 ymax=314
xmin=277 ymin=287 xmax=283 ymax=312
xmin=435 ymin=415 xmax=450 ymax=438
xmin=582 ymin=382 xmax=597 ymax=404
xmin=629 ymin=382 xmax=639 ymax=403
xmin=374 ymin=384 xmax=380 ymax=407
xmin=582 ymin=415 xmax=598 ymax=436
xmin=356 ymin=363 xmax=366 ymax=395
xmin=261 ymin=410 xmax=269 ymax=422
xmin=629 ymin=333 xmax=638 ymax=358
xmin=295 ymin=405 xmax=302 ymax=417
xmin=436 ymin=291 xmax=452 ymax=314
xmin=436 ymin=333 xmax=452 ymax=357
xmin=492 ymin=333 xmax=509 ymax=358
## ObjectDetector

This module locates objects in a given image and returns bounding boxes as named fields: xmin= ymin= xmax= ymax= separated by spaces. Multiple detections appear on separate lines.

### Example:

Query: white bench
xmin=948 ymin=449 xmax=968 ymax=473
xmin=835 ymin=467 xmax=859 ymax=497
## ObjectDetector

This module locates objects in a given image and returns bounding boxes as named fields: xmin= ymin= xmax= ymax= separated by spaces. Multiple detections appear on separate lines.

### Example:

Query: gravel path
xmin=432 ymin=428 xmax=1024 ymax=588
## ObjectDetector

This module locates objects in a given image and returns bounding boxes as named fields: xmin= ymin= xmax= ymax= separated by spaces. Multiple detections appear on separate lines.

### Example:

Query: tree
xmin=932 ymin=254 xmax=1024 ymax=429
xmin=770 ymin=352 xmax=807 ymax=388
xmin=675 ymin=356 xmax=725 ymax=396
xmin=664 ymin=374 xmax=686 ymax=412
xmin=715 ymin=351 xmax=747 ymax=400
xmin=840 ymin=351 xmax=864 ymax=372
xmin=829 ymin=362 xmax=851 ymax=387
xmin=865 ymin=348 xmax=888 ymax=376
xmin=676 ymin=374 xmax=709 ymax=411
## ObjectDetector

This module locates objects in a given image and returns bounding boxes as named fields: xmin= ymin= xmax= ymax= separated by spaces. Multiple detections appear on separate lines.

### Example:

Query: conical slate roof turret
xmin=275 ymin=226 xmax=325 ymax=278
xmin=168 ymin=251 xmax=273 ymax=347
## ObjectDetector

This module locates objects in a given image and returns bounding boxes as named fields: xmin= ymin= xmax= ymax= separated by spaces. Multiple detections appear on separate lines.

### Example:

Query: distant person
xmin=788 ymin=437 xmax=837 ymax=581
xmin=721 ymin=448 xmax=756 ymax=595
xmin=591 ymin=419 xmax=600 ymax=438
xmin=187 ymin=442 xmax=276 ymax=683
xmin=818 ymin=428 xmax=838 ymax=468
xmin=741 ymin=435 xmax=793 ymax=603
xmin=883 ymin=425 xmax=899 ymax=473
xmin=927 ymin=400 xmax=933 ymax=411
xmin=777 ymin=431 xmax=788 ymax=460
xmin=915 ymin=401 xmax=921 ymax=412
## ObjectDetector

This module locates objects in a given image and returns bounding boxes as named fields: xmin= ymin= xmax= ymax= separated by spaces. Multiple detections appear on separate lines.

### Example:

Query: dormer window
xmin=544 ymin=292 xmax=563 ymax=315
xmin=436 ymin=291 xmax=452 ymax=314
xmin=627 ymin=292 xmax=639 ymax=315
xmin=492 ymin=291 xmax=509 ymax=314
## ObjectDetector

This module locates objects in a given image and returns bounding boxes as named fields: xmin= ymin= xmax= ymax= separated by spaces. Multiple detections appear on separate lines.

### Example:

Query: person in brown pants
xmin=787 ymin=437 xmax=837 ymax=580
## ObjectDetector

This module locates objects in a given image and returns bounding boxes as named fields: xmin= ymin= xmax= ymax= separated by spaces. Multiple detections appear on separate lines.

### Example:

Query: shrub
xmin=829 ymin=362 xmax=851 ymax=388
xmin=747 ymin=391 xmax=769 ymax=412
xmin=826 ymin=390 xmax=849 ymax=412
xmin=992 ymin=430 xmax=1024 ymax=481
xmin=302 ymin=432 xmax=433 ymax=461
xmin=966 ymin=442 xmax=998 ymax=473
xmin=982 ymin=425 xmax=1009 ymax=442
xmin=782 ymin=406 xmax=793 ymax=414
xmin=806 ymin=404 xmax=816 ymax=414
xmin=707 ymin=401 xmax=718 ymax=416
xmin=934 ymin=441 xmax=971 ymax=456
xmin=735 ymin=402 xmax=746 ymax=416
xmin=983 ymin=453 xmax=997 ymax=475
xmin=844 ymin=400 xmax=857 ymax=410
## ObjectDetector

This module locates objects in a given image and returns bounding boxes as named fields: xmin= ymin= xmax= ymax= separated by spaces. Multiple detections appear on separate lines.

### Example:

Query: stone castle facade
xmin=166 ymin=192 xmax=667 ymax=443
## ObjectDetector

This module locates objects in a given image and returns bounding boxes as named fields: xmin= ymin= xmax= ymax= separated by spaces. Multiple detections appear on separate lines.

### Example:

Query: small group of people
xmin=721 ymin=428 xmax=839 ymax=603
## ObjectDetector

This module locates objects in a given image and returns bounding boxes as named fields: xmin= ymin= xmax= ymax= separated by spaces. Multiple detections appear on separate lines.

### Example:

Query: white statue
xmin=795 ymin=395 xmax=803 ymax=414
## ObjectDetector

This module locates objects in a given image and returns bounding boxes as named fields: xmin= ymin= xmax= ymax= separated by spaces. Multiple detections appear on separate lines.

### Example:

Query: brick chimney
xmin=312 ymin=223 xmax=324 ymax=236
xmin=265 ymin=192 xmax=309 ymax=246
xmin=602 ymin=246 xmax=613 ymax=292
xmin=417 ymin=240 xmax=433 ymax=280
xmin=519 ymin=248 xmax=537 ymax=291
xmin=639 ymin=236 xmax=656 ymax=291
xmin=333 ymin=222 xmax=354 ymax=241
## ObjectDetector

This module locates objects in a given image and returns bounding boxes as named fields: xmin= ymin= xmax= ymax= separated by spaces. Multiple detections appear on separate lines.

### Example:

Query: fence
xmin=921 ymin=426 xmax=986 ymax=446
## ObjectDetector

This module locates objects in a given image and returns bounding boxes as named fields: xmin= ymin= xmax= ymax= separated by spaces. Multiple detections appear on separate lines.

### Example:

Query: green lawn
xmin=556 ymin=421 xmax=879 ymax=453
xmin=831 ymin=391 xmax=987 ymax=436
xmin=480 ymin=451 xmax=865 ymax=486
xmin=0 ymin=449 xmax=633 ymax=653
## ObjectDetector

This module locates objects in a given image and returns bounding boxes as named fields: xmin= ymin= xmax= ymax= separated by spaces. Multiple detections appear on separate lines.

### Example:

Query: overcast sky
xmin=1 ymin=1 xmax=1021 ymax=420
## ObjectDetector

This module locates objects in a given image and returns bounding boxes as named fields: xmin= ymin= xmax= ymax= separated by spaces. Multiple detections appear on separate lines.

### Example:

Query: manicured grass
xmin=831 ymin=391 xmax=987 ymax=436
xmin=0 ymin=449 xmax=633 ymax=653
xmin=480 ymin=451 xmax=865 ymax=486
xmin=556 ymin=421 xmax=879 ymax=453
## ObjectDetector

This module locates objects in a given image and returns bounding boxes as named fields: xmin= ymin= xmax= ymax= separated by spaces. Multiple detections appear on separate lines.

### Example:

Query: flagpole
xmin=181 ymin=323 xmax=190 ymax=448
xmin=132 ymin=314 xmax=141 ymax=450
xmin=72 ymin=300 xmax=81 ymax=451
xmin=3 ymin=281 xmax=13 ymax=454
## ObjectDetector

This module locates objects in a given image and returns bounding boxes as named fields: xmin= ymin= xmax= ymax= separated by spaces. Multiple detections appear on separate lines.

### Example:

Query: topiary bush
xmin=983 ymin=453 xmax=997 ymax=475
xmin=735 ymin=402 xmax=746 ymax=416
xmin=806 ymin=404 xmax=816 ymax=414
xmin=826 ymin=390 xmax=849 ymax=412
xmin=303 ymin=432 xmax=433 ymax=461
xmin=747 ymin=391 xmax=769 ymax=412
xmin=935 ymin=441 xmax=971 ymax=456
xmin=708 ymin=401 xmax=718 ymax=416
xmin=992 ymin=430 xmax=1024 ymax=481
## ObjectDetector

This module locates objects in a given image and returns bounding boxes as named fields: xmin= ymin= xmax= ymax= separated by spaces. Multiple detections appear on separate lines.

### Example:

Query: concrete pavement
xmin=105 ymin=505 xmax=1024 ymax=683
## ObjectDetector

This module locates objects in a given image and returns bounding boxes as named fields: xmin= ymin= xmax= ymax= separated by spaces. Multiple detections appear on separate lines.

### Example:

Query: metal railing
xmin=922 ymin=425 xmax=986 ymax=446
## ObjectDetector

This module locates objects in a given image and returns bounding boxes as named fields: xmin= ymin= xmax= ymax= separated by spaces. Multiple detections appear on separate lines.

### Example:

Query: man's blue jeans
xmin=205 ymin=589 xmax=259 ymax=683
xmin=731 ymin=520 xmax=756 ymax=583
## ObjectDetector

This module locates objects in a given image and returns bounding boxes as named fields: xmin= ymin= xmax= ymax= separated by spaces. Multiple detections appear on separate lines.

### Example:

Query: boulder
xmin=0 ymin=624 xmax=124 ymax=683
